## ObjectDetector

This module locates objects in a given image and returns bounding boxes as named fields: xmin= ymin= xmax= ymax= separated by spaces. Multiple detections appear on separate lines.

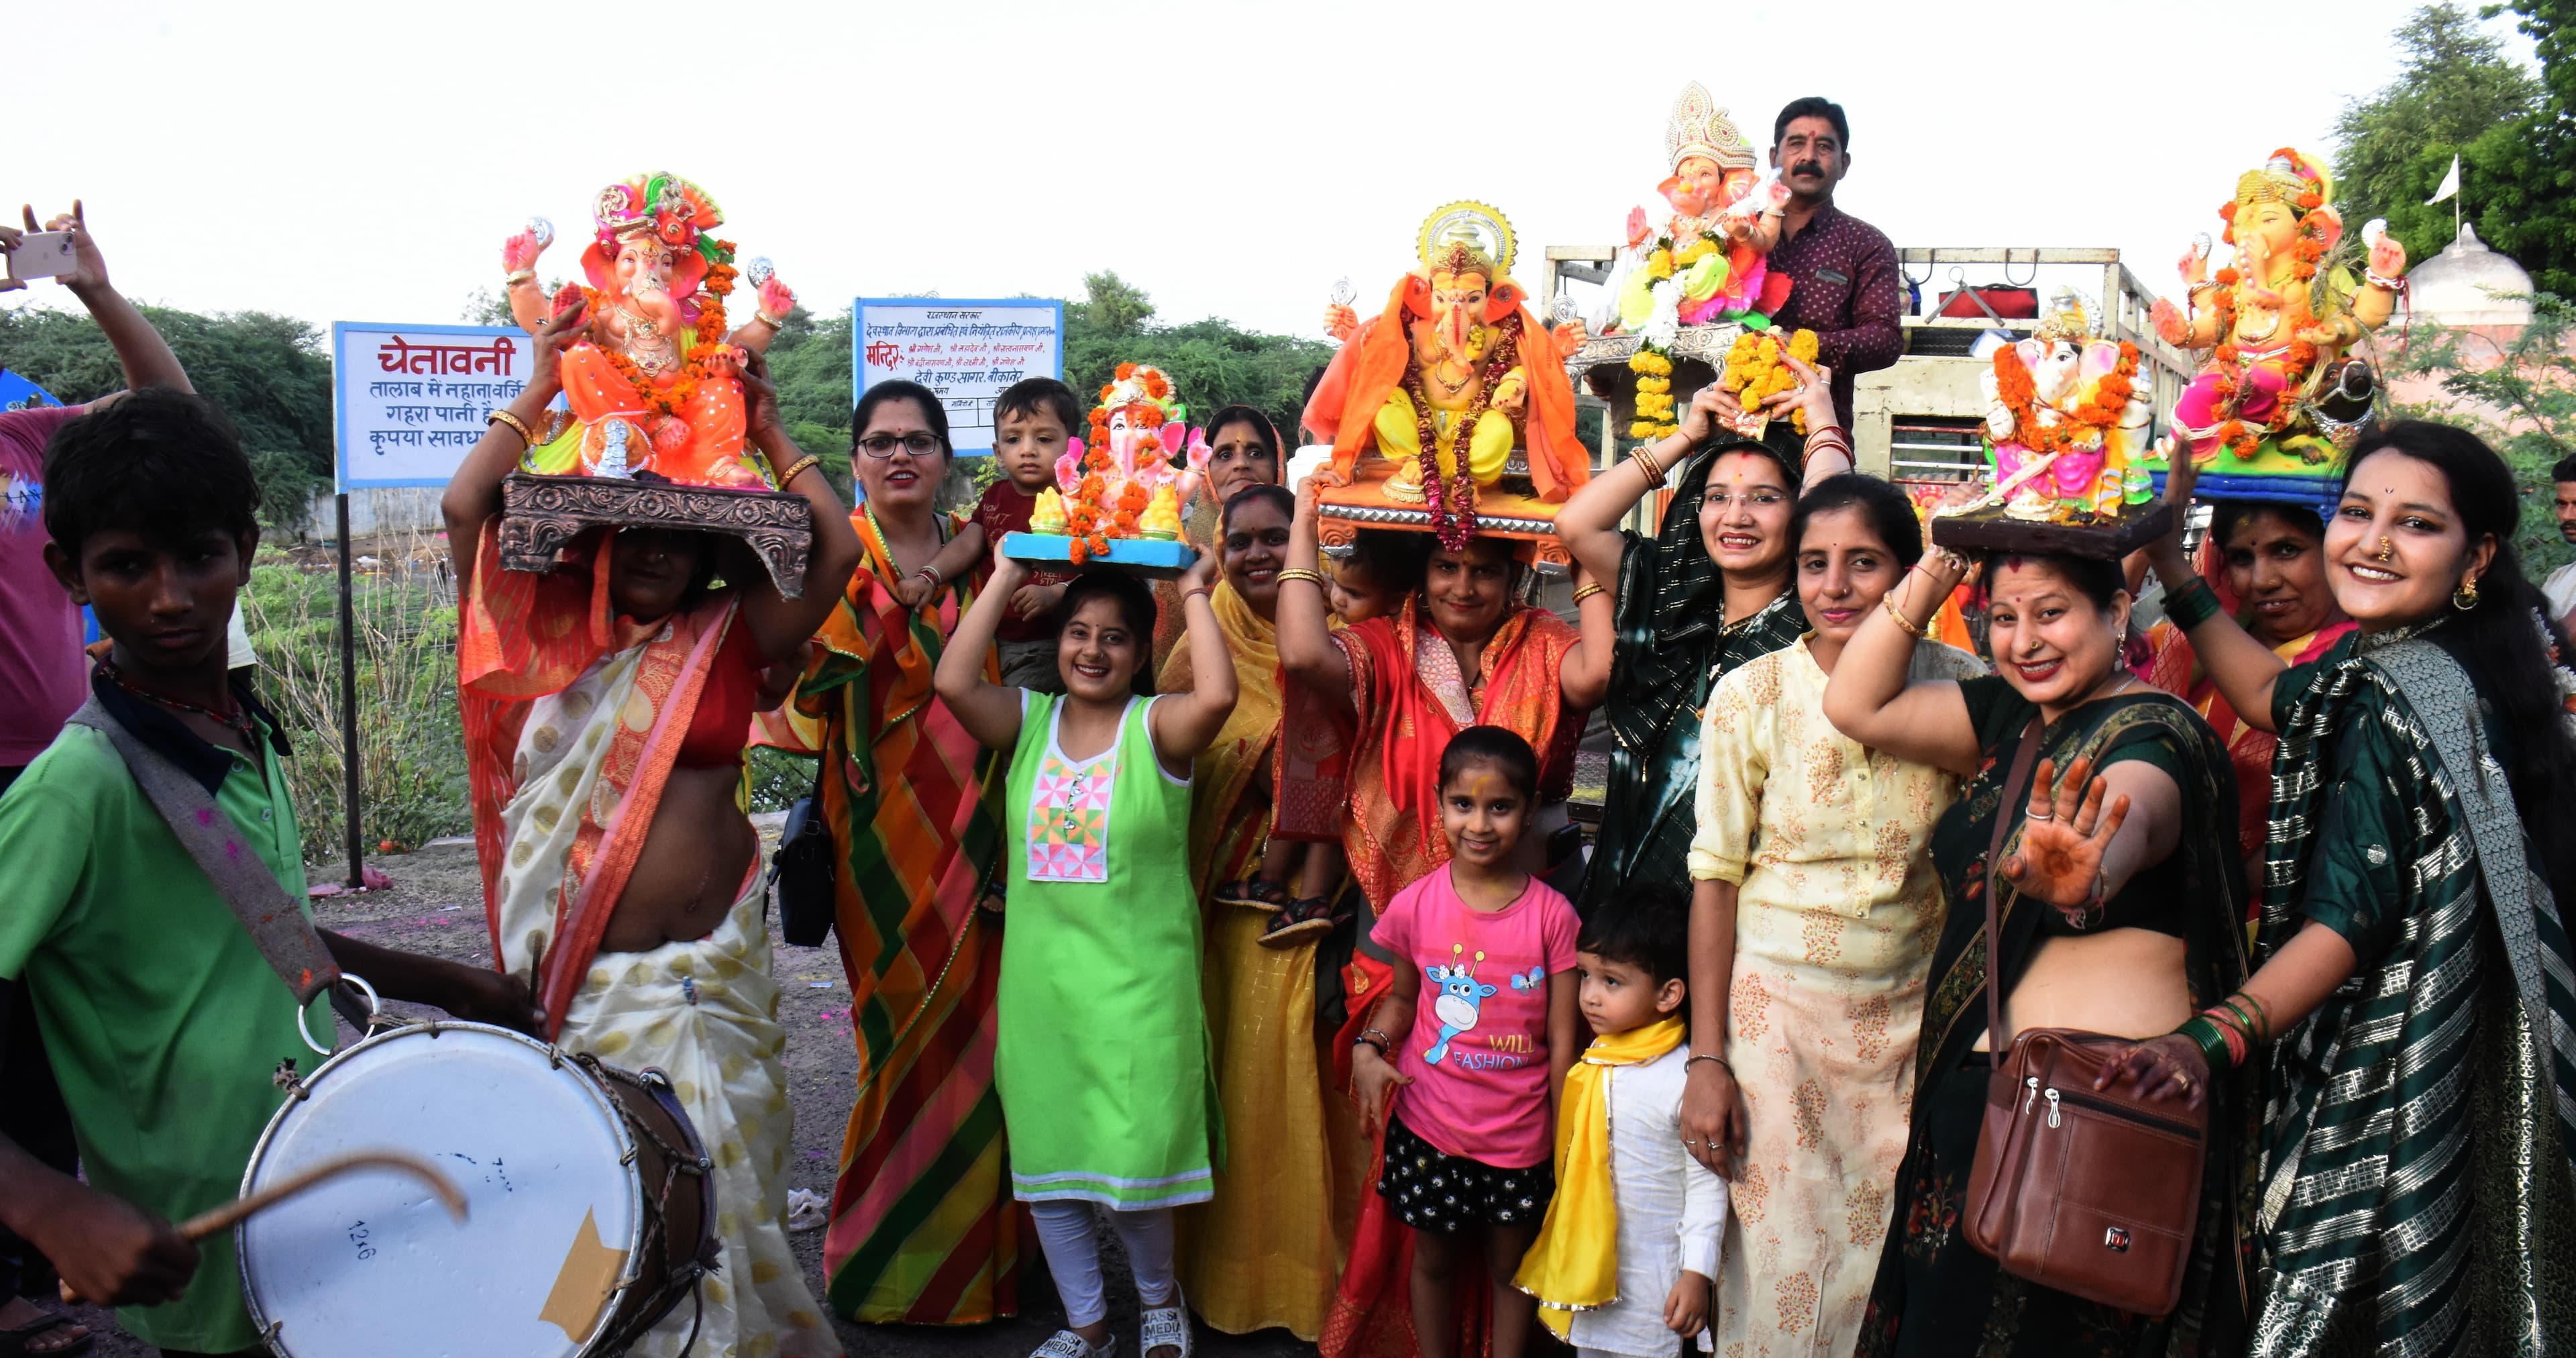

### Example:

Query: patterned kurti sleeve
xmin=1687 ymin=661 xmax=1767 ymax=884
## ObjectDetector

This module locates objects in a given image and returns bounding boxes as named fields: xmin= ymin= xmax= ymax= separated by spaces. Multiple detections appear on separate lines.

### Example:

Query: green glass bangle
xmin=2165 ymin=578 xmax=2223 ymax=631
xmin=2176 ymin=1014 xmax=2233 ymax=1070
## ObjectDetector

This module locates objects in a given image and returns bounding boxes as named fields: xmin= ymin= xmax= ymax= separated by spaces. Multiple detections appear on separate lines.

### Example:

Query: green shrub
xmin=243 ymin=541 xmax=470 ymax=862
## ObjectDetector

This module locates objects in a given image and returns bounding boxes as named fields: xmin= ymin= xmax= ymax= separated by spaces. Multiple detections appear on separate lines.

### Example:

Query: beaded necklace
xmin=95 ymin=654 xmax=256 ymax=747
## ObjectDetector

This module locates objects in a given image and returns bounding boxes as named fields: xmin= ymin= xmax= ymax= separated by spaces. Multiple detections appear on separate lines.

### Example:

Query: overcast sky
xmin=7 ymin=0 xmax=2538 ymax=350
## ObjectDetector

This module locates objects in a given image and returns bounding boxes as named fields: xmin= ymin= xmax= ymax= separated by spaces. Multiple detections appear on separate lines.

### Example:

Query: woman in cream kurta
xmin=1689 ymin=636 xmax=1982 ymax=1357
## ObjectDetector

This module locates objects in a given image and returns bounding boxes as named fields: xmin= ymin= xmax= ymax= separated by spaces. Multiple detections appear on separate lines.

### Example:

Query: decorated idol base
xmin=2147 ymin=468 xmax=2341 ymax=516
xmin=1002 ymin=531 xmax=1197 ymax=579
xmin=498 ymin=472 xmax=815 ymax=598
xmin=1316 ymin=458 xmax=1574 ymax=574
xmin=1929 ymin=499 xmax=2174 ymax=561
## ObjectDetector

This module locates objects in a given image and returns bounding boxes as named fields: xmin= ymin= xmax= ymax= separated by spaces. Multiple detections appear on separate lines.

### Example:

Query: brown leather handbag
xmin=1960 ymin=719 xmax=2208 ymax=1317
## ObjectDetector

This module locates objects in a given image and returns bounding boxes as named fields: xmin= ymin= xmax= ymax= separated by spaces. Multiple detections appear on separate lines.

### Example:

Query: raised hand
xmin=1323 ymin=303 xmax=1360 ymax=342
xmin=1770 ymin=352 xmax=1838 ymax=433
xmin=1552 ymin=320 xmax=1589 ymax=361
xmin=2000 ymin=755 xmax=2131 ymax=924
xmin=2149 ymin=297 xmax=2189 ymax=347
xmin=757 ymin=273 xmax=797 ymax=322
xmin=20 ymin=202 xmax=109 ymax=294
xmin=526 ymin=295 xmax=590 ymax=404
xmin=502 ymin=223 xmax=550 ymax=276
xmin=2176 ymin=243 xmax=2207 ymax=287
xmin=2368 ymin=231 xmax=2408 ymax=283
xmin=739 ymin=348 xmax=783 ymax=438
xmin=1678 ymin=382 xmax=1730 ymax=443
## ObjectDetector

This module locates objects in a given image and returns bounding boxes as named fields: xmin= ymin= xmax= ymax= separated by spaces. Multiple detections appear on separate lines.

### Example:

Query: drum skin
xmin=237 ymin=1022 xmax=705 ymax=1358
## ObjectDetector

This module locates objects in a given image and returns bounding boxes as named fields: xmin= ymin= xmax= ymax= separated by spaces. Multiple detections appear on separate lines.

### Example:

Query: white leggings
xmin=1029 ymin=1200 xmax=1179 ymax=1328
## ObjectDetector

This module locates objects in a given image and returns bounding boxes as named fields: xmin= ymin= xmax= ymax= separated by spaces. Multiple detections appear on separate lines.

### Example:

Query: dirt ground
xmin=56 ymin=836 xmax=1316 ymax=1358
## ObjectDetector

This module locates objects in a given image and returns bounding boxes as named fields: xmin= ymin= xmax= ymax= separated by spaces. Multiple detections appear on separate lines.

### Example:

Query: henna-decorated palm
xmin=2001 ymin=754 xmax=2132 ymax=925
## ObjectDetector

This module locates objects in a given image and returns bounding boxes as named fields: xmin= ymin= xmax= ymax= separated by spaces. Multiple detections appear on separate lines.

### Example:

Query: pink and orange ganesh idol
xmin=498 ymin=171 xmax=799 ymax=490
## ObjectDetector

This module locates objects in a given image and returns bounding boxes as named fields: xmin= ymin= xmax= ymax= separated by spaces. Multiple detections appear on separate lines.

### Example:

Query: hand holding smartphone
xmin=5 ymin=230 xmax=76 ymax=283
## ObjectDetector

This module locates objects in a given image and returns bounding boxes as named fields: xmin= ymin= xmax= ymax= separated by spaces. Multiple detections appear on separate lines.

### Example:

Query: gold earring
xmin=2375 ymin=536 xmax=2395 ymax=563
xmin=2452 ymin=575 xmax=2479 ymax=611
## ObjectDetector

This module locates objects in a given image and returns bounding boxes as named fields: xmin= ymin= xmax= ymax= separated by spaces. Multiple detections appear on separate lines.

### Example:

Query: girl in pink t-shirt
xmin=1352 ymin=725 xmax=1580 ymax=1358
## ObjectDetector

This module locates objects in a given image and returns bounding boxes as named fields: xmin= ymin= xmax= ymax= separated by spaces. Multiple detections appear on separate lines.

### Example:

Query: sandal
xmin=1212 ymin=878 xmax=1293 ymax=912
xmin=1032 ymin=1330 xmax=1113 ymax=1358
xmin=1140 ymin=1302 xmax=1193 ymax=1358
xmin=1 ymin=1313 xmax=93 ymax=1358
xmin=977 ymin=876 xmax=1008 ymax=923
xmin=1258 ymin=896 xmax=1337 ymax=950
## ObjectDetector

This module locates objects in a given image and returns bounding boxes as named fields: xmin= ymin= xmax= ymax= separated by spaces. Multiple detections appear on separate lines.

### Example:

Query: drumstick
xmin=61 ymin=1152 xmax=466 ymax=1305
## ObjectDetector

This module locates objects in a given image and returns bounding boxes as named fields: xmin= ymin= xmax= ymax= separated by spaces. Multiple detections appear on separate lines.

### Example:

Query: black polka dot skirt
xmin=1377 ymin=1112 xmax=1555 ymax=1233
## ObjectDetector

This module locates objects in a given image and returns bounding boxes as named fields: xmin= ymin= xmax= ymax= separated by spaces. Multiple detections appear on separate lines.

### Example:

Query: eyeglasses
xmin=1704 ymin=492 xmax=1786 ymax=512
xmin=857 ymin=432 xmax=944 ymax=458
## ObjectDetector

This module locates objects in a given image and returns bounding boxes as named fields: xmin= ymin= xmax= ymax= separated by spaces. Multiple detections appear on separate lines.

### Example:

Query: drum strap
xmin=66 ymin=696 xmax=368 ymax=1033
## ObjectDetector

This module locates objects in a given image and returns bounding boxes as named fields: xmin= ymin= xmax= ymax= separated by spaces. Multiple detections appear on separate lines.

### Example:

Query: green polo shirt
xmin=0 ymin=694 xmax=327 ymax=1354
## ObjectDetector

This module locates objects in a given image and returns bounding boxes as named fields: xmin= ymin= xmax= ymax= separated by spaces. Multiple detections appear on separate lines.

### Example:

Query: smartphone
xmin=6 ymin=231 xmax=75 ymax=282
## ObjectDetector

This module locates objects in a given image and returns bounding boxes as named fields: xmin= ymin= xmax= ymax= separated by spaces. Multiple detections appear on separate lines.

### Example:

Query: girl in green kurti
xmin=2117 ymin=421 xmax=2576 ymax=1355
xmin=936 ymin=545 xmax=1239 ymax=1358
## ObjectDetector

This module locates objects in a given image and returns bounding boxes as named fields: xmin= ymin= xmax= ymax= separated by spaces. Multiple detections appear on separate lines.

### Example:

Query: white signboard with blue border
xmin=333 ymin=321 xmax=529 ymax=490
xmin=853 ymin=299 xmax=1065 ymax=458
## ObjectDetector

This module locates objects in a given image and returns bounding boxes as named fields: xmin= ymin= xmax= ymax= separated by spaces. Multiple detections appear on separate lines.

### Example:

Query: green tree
xmin=1063 ymin=271 xmax=1332 ymax=446
xmin=2332 ymin=5 xmax=2542 ymax=233
xmin=0 ymin=303 xmax=335 ymax=530
xmin=2385 ymin=289 xmax=2576 ymax=572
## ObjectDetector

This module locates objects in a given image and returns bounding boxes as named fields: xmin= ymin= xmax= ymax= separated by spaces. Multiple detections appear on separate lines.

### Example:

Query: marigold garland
xmin=1627 ymin=348 xmax=1678 ymax=441
xmin=1990 ymin=340 xmax=2139 ymax=460
xmin=1722 ymin=329 xmax=1821 ymax=434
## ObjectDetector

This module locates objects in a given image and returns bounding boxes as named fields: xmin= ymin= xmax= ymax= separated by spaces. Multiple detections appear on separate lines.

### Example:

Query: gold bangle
xmin=1183 ymin=586 xmax=1214 ymax=604
xmin=756 ymin=310 xmax=789 ymax=328
xmin=777 ymin=454 xmax=822 ymax=484
xmin=1631 ymin=446 xmax=1670 ymax=482
xmin=503 ymin=268 xmax=536 ymax=286
xmin=1275 ymin=567 xmax=1330 ymax=588
xmin=1572 ymin=582 xmax=1607 ymax=604
xmin=486 ymin=409 xmax=536 ymax=444
xmin=1882 ymin=592 xmax=1929 ymax=639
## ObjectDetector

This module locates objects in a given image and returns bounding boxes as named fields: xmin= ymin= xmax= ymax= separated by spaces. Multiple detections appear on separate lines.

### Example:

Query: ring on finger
xmin=2029 ymin=809 xmax=2053 ymax=822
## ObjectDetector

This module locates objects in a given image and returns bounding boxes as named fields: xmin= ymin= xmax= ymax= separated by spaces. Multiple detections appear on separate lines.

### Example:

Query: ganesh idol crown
xmin=1301 ymin=201 xmax=1590 ymax=558
xmin=496 ymin=170 xmax=801 ymax=491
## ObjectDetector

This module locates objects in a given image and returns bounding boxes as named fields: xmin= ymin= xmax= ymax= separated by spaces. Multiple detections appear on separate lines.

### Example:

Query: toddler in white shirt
xmin=1514 ymin=886 xmax=1728 ymax=1357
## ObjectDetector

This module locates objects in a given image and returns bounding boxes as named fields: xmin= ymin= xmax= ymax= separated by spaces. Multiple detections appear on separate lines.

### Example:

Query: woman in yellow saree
xmin=1160 ymin=484 xmax=1347 ymax=1339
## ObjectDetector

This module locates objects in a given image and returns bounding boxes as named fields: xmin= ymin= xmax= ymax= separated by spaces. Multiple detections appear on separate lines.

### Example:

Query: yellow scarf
xmin=1513 ymin=1014 xmax=1688 ymax=1335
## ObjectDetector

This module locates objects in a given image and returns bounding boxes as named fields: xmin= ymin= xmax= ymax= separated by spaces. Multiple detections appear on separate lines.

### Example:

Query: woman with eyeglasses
xmin=2104 ymin=423 xmax=2576 ymax=1350
xmin=1553 ymin=356 xmax=1850 ymax=931
xmin=796 ymin=380 xmax=1022 ymax=1326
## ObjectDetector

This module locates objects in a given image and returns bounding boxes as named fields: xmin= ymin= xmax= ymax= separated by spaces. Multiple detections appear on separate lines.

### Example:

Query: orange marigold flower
xmin=1142 ymin=371 xmax=1169 ymax=398
xmin=1116 ymin=362 xmax=1138 ymax=380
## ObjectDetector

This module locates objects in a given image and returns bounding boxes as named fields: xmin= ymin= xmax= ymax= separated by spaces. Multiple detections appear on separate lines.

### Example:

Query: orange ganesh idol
xmin=498 ymin=172 xmax=798 ymax=490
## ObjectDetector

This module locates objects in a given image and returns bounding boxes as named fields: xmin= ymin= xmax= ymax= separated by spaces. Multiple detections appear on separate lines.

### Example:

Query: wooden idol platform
xmin=498 ymin=472 xmax=815 ymax=598
xmin=1316 ymin=457 xmax=1574 ymax=574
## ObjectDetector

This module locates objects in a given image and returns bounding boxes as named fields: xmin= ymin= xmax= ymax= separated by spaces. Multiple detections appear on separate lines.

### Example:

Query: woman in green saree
xmin=1822 ymin=545 xmax=2255 ymax=1357
xmin=1557 ymin=366 xmax=1852 ymax=919
xmin=2111 ymin=421 xmax=2576 ymax=1353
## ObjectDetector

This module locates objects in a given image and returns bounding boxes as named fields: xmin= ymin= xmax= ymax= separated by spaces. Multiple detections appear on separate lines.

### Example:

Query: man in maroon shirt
xmin=1713 ymin=97 xmax=1902 ymax=460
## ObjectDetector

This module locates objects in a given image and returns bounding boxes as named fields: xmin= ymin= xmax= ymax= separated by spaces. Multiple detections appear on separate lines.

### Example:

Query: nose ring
xmin=2375 ymin=536 xmax=2394 ymax=563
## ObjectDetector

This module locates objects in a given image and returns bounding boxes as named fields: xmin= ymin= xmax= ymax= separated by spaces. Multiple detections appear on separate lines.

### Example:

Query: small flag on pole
xmin=2427 ymin=155 xmax=2461 ymax=205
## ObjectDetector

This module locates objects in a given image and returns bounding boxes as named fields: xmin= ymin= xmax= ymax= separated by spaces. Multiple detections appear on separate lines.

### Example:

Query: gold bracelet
xmin=486 ymin=409 xmax=536 ymax=444
xmin=1572 ymin=582 xmax=1607 ymax=604
xmin=503 ymin=269 xmax=535 ymax=286
xmin=1631 ymin=446 xmax=1670 ymax=482
xmin=1275 ymin=567 xmax=1330 ymax=588
xmin=756 ymin=310 xmax=789 ymax=328
xmin=1882 ymin=592 xmax=1929 ymax=639
xmin=776 ymin=454 xmax=822 ymax=484
xmin=1183 ymin=586 xmax=1214 ymax=604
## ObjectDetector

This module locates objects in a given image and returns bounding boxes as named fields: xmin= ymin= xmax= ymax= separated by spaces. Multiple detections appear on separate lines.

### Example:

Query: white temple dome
xmin=2404 ymin=221 xmax=2533 ymax=326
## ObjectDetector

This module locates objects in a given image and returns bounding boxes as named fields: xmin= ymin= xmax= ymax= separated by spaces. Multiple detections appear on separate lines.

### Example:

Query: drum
xmin=237 ymin=1020 xmax=716 ymax=1357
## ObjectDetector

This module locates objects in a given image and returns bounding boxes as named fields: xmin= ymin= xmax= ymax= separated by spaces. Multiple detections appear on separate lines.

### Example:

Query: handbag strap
xmin=1984 ymin=716 xmax=2046 ymax=1051
xmin=64 ymin=695 xmax=359 ymax=1027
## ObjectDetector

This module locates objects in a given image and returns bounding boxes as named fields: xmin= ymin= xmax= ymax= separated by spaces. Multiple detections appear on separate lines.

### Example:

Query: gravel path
xmin=55 ymin=839 xmax=1316 ymax=1358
